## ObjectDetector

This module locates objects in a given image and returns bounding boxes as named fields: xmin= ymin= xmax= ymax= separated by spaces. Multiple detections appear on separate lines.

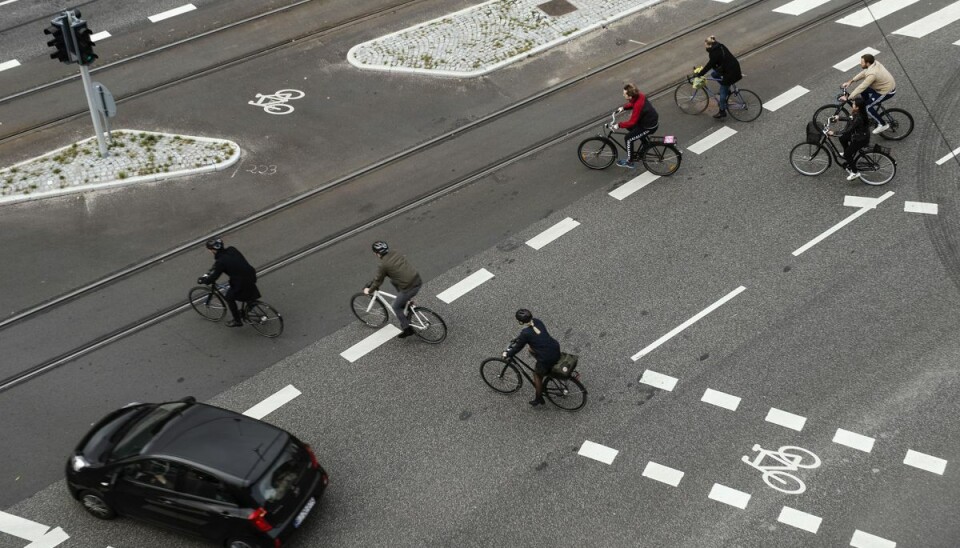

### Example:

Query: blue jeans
xmin=862 ymin=87 xmax=895 ymax=125
xmin=712 ymin=70 xmax=730 ymax=111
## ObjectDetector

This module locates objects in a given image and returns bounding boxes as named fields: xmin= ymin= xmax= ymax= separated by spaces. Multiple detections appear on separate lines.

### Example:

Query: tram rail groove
xmin=0 ymin=0 xmax=867 ymax=393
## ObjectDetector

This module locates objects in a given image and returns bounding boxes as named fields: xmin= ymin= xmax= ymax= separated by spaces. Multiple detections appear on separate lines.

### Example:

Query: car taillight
xmin=248 ymin=507 xmax=272 ymax=533
xmin=304 ymin=444 xmax=319 ymax=469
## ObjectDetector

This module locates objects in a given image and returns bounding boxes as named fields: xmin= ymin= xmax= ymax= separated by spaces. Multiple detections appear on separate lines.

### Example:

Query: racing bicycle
xmin=674 ymin=69 xmax=763 ymax=122
xmin=812 ymin=87 xmax=913 ymax=141
xmin=188 ymin=282 xmax=284 ymax=338
xmin=480 ymin=354 xmax=587 ymax=411
xmin=577 ymin=112 xmax=682 ymax=175
xmin=350 ymin=289 xmax=447 ymax=343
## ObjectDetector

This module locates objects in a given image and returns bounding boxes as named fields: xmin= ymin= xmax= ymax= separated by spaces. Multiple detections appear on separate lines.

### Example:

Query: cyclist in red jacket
xmin=612 ymin=84 xmax=660 ymax=169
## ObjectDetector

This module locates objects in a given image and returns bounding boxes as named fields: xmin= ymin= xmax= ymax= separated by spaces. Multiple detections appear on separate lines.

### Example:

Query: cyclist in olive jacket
xmin=198 ymin=238 xmax=261 ymax=327
xmin=364 ymin=241 xmax=422 ymax=339
xmin=503 ymin=309 xmax=561 ymax=407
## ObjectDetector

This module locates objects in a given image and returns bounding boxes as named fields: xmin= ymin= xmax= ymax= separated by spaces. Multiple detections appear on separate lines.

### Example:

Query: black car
xmin=66 ymin=396 xmax=328 ymax=548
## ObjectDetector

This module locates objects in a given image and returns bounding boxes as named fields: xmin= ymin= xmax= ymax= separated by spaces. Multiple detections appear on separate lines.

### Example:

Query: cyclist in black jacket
xmin=503 ymin=309 xmax=561 ymax=407
xmin=198 ymin=238 xmax=261 ymax=327
xmin=828 ymin=95 xmax=871 ymax=181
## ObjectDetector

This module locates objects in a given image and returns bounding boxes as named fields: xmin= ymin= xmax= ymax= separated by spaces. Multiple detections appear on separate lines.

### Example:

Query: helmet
xmin=515 ymin=309 xmax=533 ymax=323
xmin=205 ymin=238 xmax=224 ymax=251
xmin=372 ymin=241 xmax=389 ymax=255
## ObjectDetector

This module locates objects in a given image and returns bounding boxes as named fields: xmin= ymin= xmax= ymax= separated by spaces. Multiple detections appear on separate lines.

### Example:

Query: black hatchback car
xmin=66 ymin=397 xmax=328 ymax=548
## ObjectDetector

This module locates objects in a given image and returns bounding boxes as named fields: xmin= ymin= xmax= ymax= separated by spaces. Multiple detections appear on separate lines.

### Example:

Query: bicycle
xmin=350 ymin=289 xmax=447 ymax=343
xmin=741 ymin=444 xmax=821 ymax=494
xmin=480 ymin=354 xmax=587 ymax=411
xmin=812 ymin=87 xmax=913 ymax=141
xmin=188 ymin=282 xmax=284 ymax=338
xmin=789 ymin=118 xmax=897 ymax=185
xmin=674 ymin=68 xmax=763 ymax=122
xmin=577 ymin=112 xmax=682 ymax=175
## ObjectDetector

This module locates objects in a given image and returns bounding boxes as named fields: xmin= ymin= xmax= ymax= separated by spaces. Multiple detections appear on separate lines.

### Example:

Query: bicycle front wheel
xmin=577 ymin=137 xmax=617 ymax=170
xmin=641 ymin=144 xmax=682 ymax=176
xmin=350 ymin=293 xmax=388 ymax=327
xmin=480 ymin=358 xmax=522 ymax=394
xmin=813 ymin=104 xmax=849 ymax=133
xmin=878 ymin=108 xmax=913 ymax=141
xmin=674 ymin=82 xmax=709 ymax=114
xmin=544 ymin=375 xmax=587 ymax=411
xmin=728 ymin=89 xmax=762 ymax=122
xmin=856 ymin=151 xmax=896 ymax=185
xmin=247 ymin=302 xmax=284 ymax=338
xmin=790 ymin=142 xmax=831 ymax=176
xmin=189 ymin=286 xmax=227 ymax=321
xmin=411 ymin=306 xmax=447 ymax=344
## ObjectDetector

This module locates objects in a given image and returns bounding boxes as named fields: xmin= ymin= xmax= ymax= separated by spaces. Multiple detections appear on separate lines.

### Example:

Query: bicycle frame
xmin=598 ymin=113 xmax=676 ymax=150
xmin=741 ymin=445 xmax=803 ymax=474
xmin=686 ymin=74 xmax=741 ymax=98
xmin=208 ymin=283 xmax=257 ymax=316
xmin=363 ymin=289 xmax=431 ymax=330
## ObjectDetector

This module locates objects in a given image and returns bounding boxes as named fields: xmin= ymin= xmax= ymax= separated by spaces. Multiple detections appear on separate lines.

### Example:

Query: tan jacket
xmin=850 ymin=61 xmax=896 ymax=97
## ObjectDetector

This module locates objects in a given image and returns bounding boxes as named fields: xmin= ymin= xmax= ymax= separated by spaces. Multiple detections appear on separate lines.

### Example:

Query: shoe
xmin=872 ymin=123 xmax=890 ymax=135
xmin=397 ymin=326 xmax=416 ymax=339
xmin=528 ymin=397 xmax=545 ymax=407
xmin=846 ymin=171 xmax=860 ymax=181
xmin=615 ymin=160 xmax=636 ymax=169
xmin=713 ymin=110 xmax=727 ymax=119
xmin=225 ymin=319 xmax=243 ymax=327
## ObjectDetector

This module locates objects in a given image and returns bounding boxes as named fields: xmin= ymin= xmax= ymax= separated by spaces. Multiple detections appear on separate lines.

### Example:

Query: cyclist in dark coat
xmin=828 ymin=95 xmax=871 ymax=181
xmin=503 ymin=309 xmax=561 ymax=407
xmin=198 ymin=238 xmax=261 ymax=327
xmin=696 ymin=36 xmax=742 ymax=119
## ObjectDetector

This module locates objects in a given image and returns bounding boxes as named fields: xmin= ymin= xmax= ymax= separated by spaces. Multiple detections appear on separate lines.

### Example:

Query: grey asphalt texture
xmin=2 ymin=0 xmax=960 ymax=546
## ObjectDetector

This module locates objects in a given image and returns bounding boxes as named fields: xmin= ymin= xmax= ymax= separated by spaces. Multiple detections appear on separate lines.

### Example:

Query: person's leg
xmin=393 ymin=283 xmax=421 ymax=330
xmin=621 ymin=128 xmax=643 ymax=167
xmin=223 ymin=288 xmax=243 ymax=325
xmin=718 ymin=84 xmax=730 ymax=112
xmin=862 ymin=88 xmax=883 ymax=125
xmin=530 ymin=372 xmax=545 ymax=406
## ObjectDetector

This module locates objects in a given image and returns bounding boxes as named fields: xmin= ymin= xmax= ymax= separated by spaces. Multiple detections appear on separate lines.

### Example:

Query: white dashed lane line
xmin=837 ymin=0 xmax=921 ymax=27
xmin=935 ymin=146 xmax=960 ymax=165
xmin=525 ymin=217 xmax=579 ymax=250
xmin=843 ymin=195 xmax=883 ymax=209
xmin=904 ymin=201 xmax=937 ymax=214
xmin=641 ymin=461 xmax=684 ymax=487
xmin=436 ymin=268 xmax=494 ymax=303
xmin=0 ymin=60 xmax=20 ymax=72
xmin=700 ymin=388 xmax=741 ymax=411
xmin=639 ymin=369 xmax=678 ymax=391
xmin=578 ymin=441 xmax=618 ymax=465
xmin=850 ymin=529 xmax=898 ymax=548
xmin=609 ymin=171 xmax=659 ymax=201
xmin=834 ymin=47 xmax=880 ymax=71
xmin=763 ymin=85 xmax=809 ymax=111
xmin=242 ymin=385 xmax=301 ymax=420
xmin=832 ymin=428 xmax=875 ymax=453
xmin=149 ymin=3 xmax=197 ymax=23
xmin=90 ymin=31 xmax=112 ymax=41
xmin=340 ymin=325 xmax=401 ymax=363
xmin=765 ymin=407 xmax=807 ymax=431
xmin=893 ymin=0 xmax=960 ymax=38
xmin=708 ymin=483 xmax=751 ymax=509
xmin=774 ymin=0 xmax=831 ymax=16
xmin=792 ymin=191 xmax=894 ymax=256
xmin=903 ymin=449 xmax=948 ymax=475
xmin=778 ymin=506 xmax=822 ymax=534
xmin=687 ymin=126 xmax=737 ymax=155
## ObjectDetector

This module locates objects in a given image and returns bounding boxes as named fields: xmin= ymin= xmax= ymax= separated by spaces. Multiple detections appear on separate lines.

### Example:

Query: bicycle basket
xmin=872 ymin=144 xmax=890 ymax=155
xmin=806 ymin=121 xmax=823 ymax=144
xmin=551 ymin=352 xmax=579 ymax=378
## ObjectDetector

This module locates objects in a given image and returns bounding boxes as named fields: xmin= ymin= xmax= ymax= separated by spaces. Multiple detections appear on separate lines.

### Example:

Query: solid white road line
xmin=436 ymin=269 xmax=494 ymax=303
xmin=0 ymin=511 xmax=49 ymax=541
xmin=0 ymin=60 xmax=20 ymax=72
xmin=894 ymin=0 xmax=960 ymax=37
xmin=0 ymin=0 xmax=19 ymax=6
xmin=708 ymin=483 xmax=751 ymax=509
xmin=639 ymin=369 xmax=678 ymax=391
xmin=149 ymin=3 xmax=197 ymax=23
xmin=642 ymin=461 xmax=685 ymax=486
xmin=834 ymin=48 xmax=880 ymax=71
xmin=832 ymin=428 xmax=875 ymax=453
xmin=701 ymin=388 xmax=741 ymax=411
xmin=632 ymin=286 xmax=746 ymax=360
xmin=792 ymin=191 xmax=895 ymax=256
xmin=844 ymin=195 xmax=882 ymax=209
xmin=243 ymin=385 xmax=301 ymax=420
xmin=687 ymin=126 xmax=737 ymax=155
xmin=903 ymin=201 xmax=938 ymax=215
xmin=90 ymin=31 xmax=112 ymax=41
xmin=765 ymin=407 xmax=807 ymax=431
xmin=341 ymin=325 xmax=401 ymax=362
xmin=903 ymin=449 xmax=948 ymax=475
xmin=764 ymin=85 xmax=809 ymax=111
xmin=609 ymin=171 xmax=659 ymax=200
xmin=526 ymin=217 xmax=579 ymax=250
xmin=935 ymin=146 xmax=960 ymax=165
xmin=850 ymin=529 xmax=897 ymax=548
xmin=774 ymin=0 xmax=832 ymax=16
xmin=778 ymin=506 xmax=822 ymax=534
xmin=578 ymin=440 xmax=619 ymax=464
xmin=837 ymin=0 xmax=921 ymax=27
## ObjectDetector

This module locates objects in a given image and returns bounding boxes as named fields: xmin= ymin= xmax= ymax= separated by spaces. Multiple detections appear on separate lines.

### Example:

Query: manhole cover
xmin=537 ymin=0 xmax=578 ymax=17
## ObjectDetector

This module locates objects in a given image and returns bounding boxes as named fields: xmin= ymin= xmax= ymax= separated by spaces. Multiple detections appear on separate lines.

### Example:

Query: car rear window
xmin=253 ymin=441 xmax=309 ymax=506
xmin=110 ymin=402 xmax=190 ymax=461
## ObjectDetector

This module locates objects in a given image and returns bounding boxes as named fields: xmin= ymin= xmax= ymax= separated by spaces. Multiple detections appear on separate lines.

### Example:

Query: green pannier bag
xmin=551 ymin=352 xmax=579 ymax=378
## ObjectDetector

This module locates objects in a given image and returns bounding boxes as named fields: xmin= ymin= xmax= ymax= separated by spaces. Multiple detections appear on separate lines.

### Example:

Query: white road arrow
xmin=0 ymin=511 xmax=69 ymax=547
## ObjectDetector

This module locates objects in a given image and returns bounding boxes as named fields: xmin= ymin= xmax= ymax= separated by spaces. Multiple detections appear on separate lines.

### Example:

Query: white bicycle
xmin=741 ymin=444 xmax=821 ymax=494
xmin=350 ymin=289 xmax=447 ymax=343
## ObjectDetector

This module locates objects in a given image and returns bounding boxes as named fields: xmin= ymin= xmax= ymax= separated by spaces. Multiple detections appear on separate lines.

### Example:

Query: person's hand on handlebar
xmin=611 ymin=123 xmax=620 ymax=130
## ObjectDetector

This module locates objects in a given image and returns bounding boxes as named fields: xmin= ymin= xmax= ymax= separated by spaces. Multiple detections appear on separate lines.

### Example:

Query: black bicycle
xmin=812 ymin=87 xmax=913 ymax=141
xmin=480 ymin=354 xmax=587 ymax=411
xmin=789 ymin=120 xmax=896 ymax=185
xmin=577 ymin=112 xmax=682 ymax=175
xmin=188 ymin=282 xmax=284 ymax=338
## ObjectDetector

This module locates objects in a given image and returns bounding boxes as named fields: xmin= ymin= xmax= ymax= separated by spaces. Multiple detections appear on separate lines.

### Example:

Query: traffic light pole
xmin=66 ymin=10 xmax=108 ymax=158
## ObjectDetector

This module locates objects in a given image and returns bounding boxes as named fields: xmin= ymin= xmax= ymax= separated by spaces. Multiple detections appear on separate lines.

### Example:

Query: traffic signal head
xmin=71 ymin=20 xmax=98 ymax=65
xmin=44 ymin=16 xmax=71 ymax=64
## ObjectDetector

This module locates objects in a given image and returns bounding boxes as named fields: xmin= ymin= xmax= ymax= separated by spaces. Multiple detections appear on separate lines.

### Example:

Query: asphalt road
xmin=1 ymin=0 xmax=960 ymax=546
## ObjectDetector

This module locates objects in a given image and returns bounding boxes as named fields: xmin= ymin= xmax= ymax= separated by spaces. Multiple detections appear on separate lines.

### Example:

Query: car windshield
xmin=109 ymin=402 xmax=190 ymax=461
xmin=253 ymin=441 xmax=307 ymax=505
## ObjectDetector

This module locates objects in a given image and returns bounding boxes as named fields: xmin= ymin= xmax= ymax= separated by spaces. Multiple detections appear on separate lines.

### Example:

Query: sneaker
xmin=397 ymin=326 xmax=416 ymax=339
xmin=872 ymin=123 xmax=890 ymax=135
xmin=713 ymin=110 xmax=727 ymax=119
xmin=225 ymin=319 xmax=243 ymax=327
xmin=846 ymin=171 xmax=860 ymax=181
xmin=528 ymin=397 xmax=545 ymax=407
xmin=615 ymin=159 xmax=636 ymax=169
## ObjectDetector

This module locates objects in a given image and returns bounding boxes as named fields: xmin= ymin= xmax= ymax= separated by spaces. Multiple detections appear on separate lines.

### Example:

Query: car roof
xmin=141 ymin=402 xmax=288 ymax=484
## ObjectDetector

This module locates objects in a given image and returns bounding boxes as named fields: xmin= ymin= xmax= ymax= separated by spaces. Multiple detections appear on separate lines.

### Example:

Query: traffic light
xmin=44 ymin=16 xmax=71 ymax=64
xmin=71 ymin=20 xmax=98 ymax=65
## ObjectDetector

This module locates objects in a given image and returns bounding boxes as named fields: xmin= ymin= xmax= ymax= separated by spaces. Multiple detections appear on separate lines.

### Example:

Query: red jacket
xmin=620 ymin=94 xmax=646 ymax=129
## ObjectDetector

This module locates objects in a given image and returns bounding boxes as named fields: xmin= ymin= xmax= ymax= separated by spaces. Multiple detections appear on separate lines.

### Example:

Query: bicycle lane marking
xmin=340 ymin=325 xmax=401 ymax=363
xmin=935 ymin=146 xmax=960 ymax=165
xmin=773 ymin=0 xmax=831 ymax=16
xmin=609 ymin=171 xmax=659 ymax=201
xmin=641 ymin=461 xmax=684 ymax=487
xmin=632 ymin=286 xmax=746 ymax=360
xmin=707 ymin=483 xmax=751 ymax=509
xmin=904 ymin=201 xmax=938 ymax=215
xmin=639 ymin=369 xmax=678 ymax=391
xmin=832 ymin=429 xmax=875 ymax=453
xmin=578 ymin=441 xmax=618 ymax=465
xmin=893 ymin=0 xmax=960 ymax=38
xmin=765 ymin=407 xmax=807 ymax=431
xmin=687 ymin=126 xmax=737 ymax=155
xmin=903 ymin=450 xmax=948 ymax=475
xmin=0 ymin=60 xmax=20 ymax=72
xmin=0 ymin=512 xmax=68 ymax=547
xmin=148 ymin=3 xmax=197 ymax=23
xmin=525 ymin=217 xmax=579 ymax=250
xmin=777 ymin=506 xmax=822 ymax=534
xmin=763 ymin=85 xmax=809 ymax=112
xmin=242 ymin=385 xmax=301 ymax=420
xmin=701 ymin=388 xmax=741 ymax=411
xmin=792 ymin=191 xmax=895 ymax=256
xmin=851 ymin=529 xmax=898 ymax=548
xmin=836 ymin=0 xmax=921 ymax=27
xmin=436 ymin=269 xmax=494 ymax=303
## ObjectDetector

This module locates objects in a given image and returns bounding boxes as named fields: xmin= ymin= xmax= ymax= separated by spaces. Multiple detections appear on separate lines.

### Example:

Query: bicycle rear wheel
xmin=641 ymin=144 xmax=682 ymax=176
xmin=247 ymin=302 xmax=283 ymax=338
xmin=789 ymin=142 xmax=831 ymax=176
xmin=189 ymin=286 xmax=227 ymax=321
xmin=544 ymin=375 xmax=587 ymax=411
xmin=727 ymin=89 xmax=762 ymax=122
xmin=577 ymin=137 xmax=617 ymax=170
xmin=878 ymin=108 xmax=913 ymax=141
xmin=674 ymin=82 xmax=708 ymax=114
xmin=813 ymin=104 xmax=849 ymax=133
xmin=856 ymin=151 xmax=896 ymax=185
xmin=350 ymin=293 xmax=388 ymax=327
xmin=411 ymin=306 xmax=447 ymax=343
xmin=480 ymin=358 xmax=522 ymax=394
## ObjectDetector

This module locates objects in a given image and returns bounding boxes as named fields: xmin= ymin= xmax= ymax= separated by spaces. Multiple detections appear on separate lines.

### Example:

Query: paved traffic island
xmin=348 ymin=0 xmax=661 ymax=77
xmin=0 ymin=130 xmax=240 ymax=205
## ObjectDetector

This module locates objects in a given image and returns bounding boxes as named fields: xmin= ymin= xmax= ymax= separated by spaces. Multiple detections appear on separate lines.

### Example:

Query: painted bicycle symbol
xmin=741 ymin=444 xmax=821 ymax=494
xmin=248 ymin=89 xmax=305 ymax=115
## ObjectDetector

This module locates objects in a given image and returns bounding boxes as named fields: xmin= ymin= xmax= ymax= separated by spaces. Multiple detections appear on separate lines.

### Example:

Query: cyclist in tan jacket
xmin=840 ymin=53 xmax=896 ymax=135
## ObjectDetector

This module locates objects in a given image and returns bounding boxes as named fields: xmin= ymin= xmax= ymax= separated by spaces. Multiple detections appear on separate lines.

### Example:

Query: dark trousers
xmin=625 ymin=124 xmax=657 ymax=160
xmin=393 ymin=282 xmax=422 ymax=329
xmin=224 ymin=287 xmax=243 ymax=322
xmin=862 ymin=87 xmax=895 ymax=125
xmin=840 ymin=136 xmax=868 ymax=170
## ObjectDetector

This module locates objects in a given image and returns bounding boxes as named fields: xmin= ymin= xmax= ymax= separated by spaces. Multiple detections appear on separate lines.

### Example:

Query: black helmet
xmin=515 ymin=309 xmax=533 ymax=323
xmin=372 ymin=241 xmax=389 ymax=255
xmin=205 ymin=237 xmax=224 ymax=251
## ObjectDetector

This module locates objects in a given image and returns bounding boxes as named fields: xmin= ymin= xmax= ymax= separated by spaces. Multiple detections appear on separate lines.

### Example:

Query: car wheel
xmin=80 ymin=491 xmax=116 ymax=519
xmin=225 ymin=539 xmax=264 ymax=548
